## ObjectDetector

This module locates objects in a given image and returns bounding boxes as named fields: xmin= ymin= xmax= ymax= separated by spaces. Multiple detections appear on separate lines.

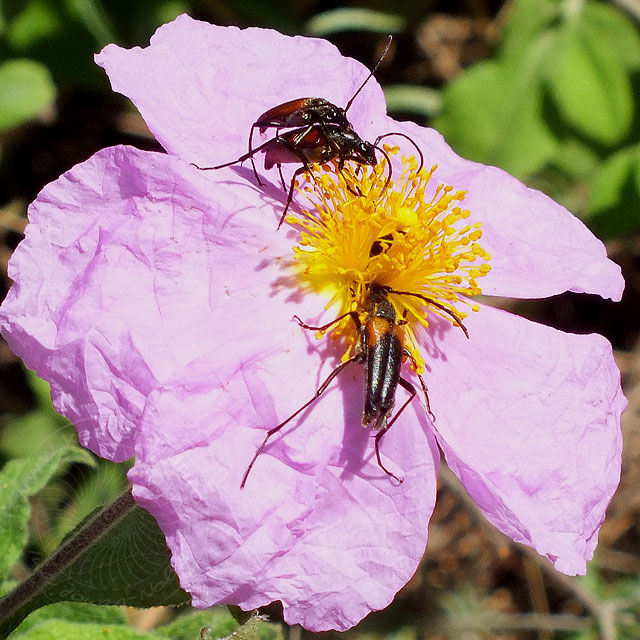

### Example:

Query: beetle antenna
xmin=374 ymin=132 xmax=424 ymax=173
xmin=383 ymin=287 xmax=470 ymax=338
xmin=373 ymin=143 xmax=393 ymax=198
xmin=344 ymin=35 xmax=393 ymax=114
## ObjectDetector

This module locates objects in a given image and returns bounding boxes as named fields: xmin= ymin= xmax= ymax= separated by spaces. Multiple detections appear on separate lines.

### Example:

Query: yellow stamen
xmin=287 ymin=150 xmax=491 ymax=374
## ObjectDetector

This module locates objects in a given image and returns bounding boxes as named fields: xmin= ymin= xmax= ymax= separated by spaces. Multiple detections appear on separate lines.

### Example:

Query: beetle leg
xmin=341 ymin=167 xmax=363 ymax=197
xmin=241 ymin=357 xmax=358 ymax=488
xmin=247 ymin=123 xmax=263 ymax=186
xmin=262 ymin=126 xmax=323 ymax=228
xmin=277 ymin=165 xmax=311 ymax=229
xmin=372 ymin=375 xmax=417 ymax=484
xmin=416 ymin=373 xmax=435 ymax=422
xmin=192 ymin=135 xmax=279 ymax=171
xmin=402 ymin=349 xmax=436 ymax=423
xmin=277 ymin=164 xmax=287 ymax=191
xmin=293 ymin=311 xmax=361 ymax=334
xmin=330 ymin=151 xmax=362 ymax=197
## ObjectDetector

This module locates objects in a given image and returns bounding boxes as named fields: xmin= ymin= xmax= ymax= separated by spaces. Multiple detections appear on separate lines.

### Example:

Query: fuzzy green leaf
xmin=0 ymin=496 xmax=189 ymax=639
xmin=13 ymin=602 xmax=126 ymax=636
xmin=175 ymin=610 xmax=284 ymax=640
xmin=11 ymin=619 xmax=163 ymax=639
xmin=30 ymin=504 xmax=189 ymax=608
xmin=0 ymin=446 xmax=94 ymax=582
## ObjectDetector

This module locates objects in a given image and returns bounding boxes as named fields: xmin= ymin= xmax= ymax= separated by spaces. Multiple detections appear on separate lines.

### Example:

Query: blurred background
xmin=0 ymin=0 xmax=638 ymax=638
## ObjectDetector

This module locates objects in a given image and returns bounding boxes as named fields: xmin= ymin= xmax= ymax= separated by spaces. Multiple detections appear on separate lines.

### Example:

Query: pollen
xmin=287 ymin=149 xmax=491 ymax=373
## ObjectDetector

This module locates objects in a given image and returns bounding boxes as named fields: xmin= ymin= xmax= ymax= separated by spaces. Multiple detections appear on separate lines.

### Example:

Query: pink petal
xmin=95 ymin=16 xmax=623 ymax=303
xmin=1 ymin=17 xmax=624 ymax=626
xmin=95 ymin=15 xmax=387 ymax=171
xmin=131 ymin=344 xmax=439 ymax=632
xmin=380 ymin=120 xmax=624 ymax=302
xmin=423 ymin=304 xmax=625 ymax=574
xmin=0 ymin=145 xmax=299 ymax=460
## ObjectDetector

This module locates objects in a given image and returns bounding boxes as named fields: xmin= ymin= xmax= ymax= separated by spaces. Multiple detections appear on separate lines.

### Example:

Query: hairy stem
xmin=0 ymin=489 xmax=136 ymax=638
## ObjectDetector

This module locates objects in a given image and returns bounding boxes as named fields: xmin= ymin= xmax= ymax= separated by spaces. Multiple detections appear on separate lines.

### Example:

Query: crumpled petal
xmin=0 ymin=139 xmax=442 ymax=632
xmin=0 ymin=16 xmax=626 ymax=634
xmin=95 ymin=15 xmax=386 ymax=170
xmin=95 ymin=15 xmax=623 ymax=305
xmin=423 ymin=303 xmax=625 ymax=574
xmin=131 ymin=346 xmax=439 ymax=631
xmin=0 ymin=145 xmax=302 ymax=460
xmin=379 ymin=119 xmax=624 ymax=302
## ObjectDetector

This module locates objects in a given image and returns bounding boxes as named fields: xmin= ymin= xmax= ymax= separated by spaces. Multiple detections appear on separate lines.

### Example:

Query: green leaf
xmin=64 ymin=0 xmax=116 ymax=47
xmin=498 ymin=0 xmax=559 ymax=72
xmin=54 ymin=460 xmax=129 ymax=544
xmin=0 ymin=446 xmax=94 ymax=582
xmin=587 ymin=144 xmax=640 ymax=238
xmin=589 ymin=146 xmax=638 ymax=211
xmin=232 ymin=614 xmax=283 ymax=640
xmin=306 ymin=8 xmax=405 ymax=36
xmin=0 ymin=59 xmax=56 ymax=132
xmin=167 ymin=610 xmax=283 ymax=640
xmin=434 ymin=62 xmax=503 ymax=162
xmin=13 ymin=602 xmax=126 ymax=636
xmin=157 ymin=608 xmax=238 ymax=640
xmin=0 ymin=370 xmax=77 ymax=459
xmin=40 ymin=505 xmax=189 ymax=607
xmin=0 ymin=495 xmax=189 ymax=638
xmin=548 ymin=137 xmax=600 ymax=180
xmin=542 ymin=10 xmax=633 ymax=144
xmin=153 ymin=2 xmax=189 ymax=27
xmin=0 ymin=410 xmax=76 ymax=460
xmin=25 ymin=370 xmax=55 ymax=413
xmin=384 ymin=85 xmax=442 ymax=118
xmin=11 ymin=619 xmax=163 ymax=639
xmin=5 ymin=0 xmax=62 ymax=50
xmin=433 ymin=60 xmax=556 ymax=178
xmin=0 ymin=583 xmax=17 ymax=599
xmin=582 ymin=1 xmax=640 ymax=70
xmin=5 ymin=0 xmax=108 ymax=89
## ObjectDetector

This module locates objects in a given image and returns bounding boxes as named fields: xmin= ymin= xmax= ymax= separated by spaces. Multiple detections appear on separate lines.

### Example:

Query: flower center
xmin=287 ymin=149 xmax=491 ymax=372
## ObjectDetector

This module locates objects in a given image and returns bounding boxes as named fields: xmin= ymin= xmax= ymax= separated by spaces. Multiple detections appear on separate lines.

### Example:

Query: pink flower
xmin=0 ymin=15 xmax=626 ymax=632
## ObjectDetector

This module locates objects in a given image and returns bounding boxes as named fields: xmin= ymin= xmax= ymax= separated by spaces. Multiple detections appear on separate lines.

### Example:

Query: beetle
xmin=242 ymin=36 xmax=393 ymax=185
xmin=206 ymin=124 xmax=398 ymax=228
xmin=240 ymin=282 xmax=468 ymax=488
xmin=194 ymin=36 xmax=423 ymax=228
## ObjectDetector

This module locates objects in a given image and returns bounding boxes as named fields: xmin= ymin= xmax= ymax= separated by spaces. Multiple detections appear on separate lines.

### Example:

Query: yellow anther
xmin=287 ymin=150 xmax=491 ymax=363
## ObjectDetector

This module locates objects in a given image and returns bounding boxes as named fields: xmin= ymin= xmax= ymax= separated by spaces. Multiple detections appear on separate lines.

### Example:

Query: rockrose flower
xmin=0 ymin=15 xmax=626 ymax=632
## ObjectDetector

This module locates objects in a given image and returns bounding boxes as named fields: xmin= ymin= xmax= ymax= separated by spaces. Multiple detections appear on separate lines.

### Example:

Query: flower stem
xmin=0 ymin=489 xmax=136 ymax=638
